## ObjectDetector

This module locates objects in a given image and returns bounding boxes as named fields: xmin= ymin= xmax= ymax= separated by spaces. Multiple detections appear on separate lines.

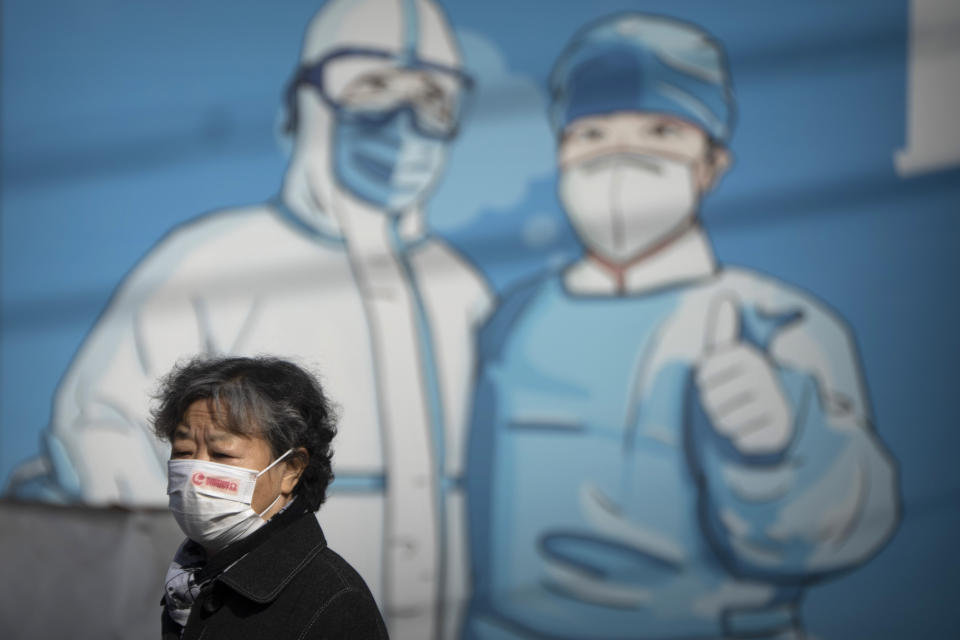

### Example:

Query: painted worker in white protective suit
xmin=463 ymin=14 xmax=900 ymax=639
xmin=8 ymin=1 xmax=493 ymax=638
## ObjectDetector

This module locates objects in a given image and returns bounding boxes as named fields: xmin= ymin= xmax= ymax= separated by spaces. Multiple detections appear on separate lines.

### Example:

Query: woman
xmin=154 ymin=355 xmax=388 ymax=639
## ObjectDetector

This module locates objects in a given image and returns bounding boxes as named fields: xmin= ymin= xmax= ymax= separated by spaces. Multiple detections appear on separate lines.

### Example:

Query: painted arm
xmin=44 ymin=271 xmax=203 ymax=504
xmin=690 ymin=294 xmax=899 ymax=582
xmin=42 ymin=229 xmax=257 ymax=506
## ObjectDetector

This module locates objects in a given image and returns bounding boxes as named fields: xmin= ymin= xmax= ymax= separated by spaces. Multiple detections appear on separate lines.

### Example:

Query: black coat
xmin=162 ymin=507 xmax=388 ymax=640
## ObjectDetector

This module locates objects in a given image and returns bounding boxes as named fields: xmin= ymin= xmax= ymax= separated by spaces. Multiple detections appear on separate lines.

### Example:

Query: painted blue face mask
xmin=333 ymin=105 xmax=447 ymax=212
xmin=285 ymin=46 xmax=473 ymax=213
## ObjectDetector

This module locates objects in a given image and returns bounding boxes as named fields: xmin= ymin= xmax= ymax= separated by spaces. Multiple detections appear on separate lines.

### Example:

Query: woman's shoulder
xmin=303 ymin=544 xmax=379 ymax=601
xmin=295 ymin=545 xmax=388 ymax=637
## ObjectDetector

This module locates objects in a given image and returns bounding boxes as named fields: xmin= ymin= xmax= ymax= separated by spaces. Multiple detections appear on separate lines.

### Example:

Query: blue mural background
xmin=2 ymin=0 xmax=958 ymax=637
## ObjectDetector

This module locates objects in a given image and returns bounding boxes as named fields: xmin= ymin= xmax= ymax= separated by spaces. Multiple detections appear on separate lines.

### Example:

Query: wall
xmin=1 ymin=1 xmax=958 ymax=638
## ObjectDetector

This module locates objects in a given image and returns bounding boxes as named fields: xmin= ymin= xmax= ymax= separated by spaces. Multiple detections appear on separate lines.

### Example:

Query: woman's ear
xmin=281 ymin=447 xmax=309 ymax=494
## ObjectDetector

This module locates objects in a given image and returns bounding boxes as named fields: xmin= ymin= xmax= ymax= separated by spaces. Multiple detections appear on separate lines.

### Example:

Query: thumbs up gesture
xmin=694 ymin=295 xmax=794 ymax=456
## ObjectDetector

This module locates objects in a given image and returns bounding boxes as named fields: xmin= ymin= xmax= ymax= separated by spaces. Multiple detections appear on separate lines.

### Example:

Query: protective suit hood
xmin=280 ymin=0 xmax=462 ymax=236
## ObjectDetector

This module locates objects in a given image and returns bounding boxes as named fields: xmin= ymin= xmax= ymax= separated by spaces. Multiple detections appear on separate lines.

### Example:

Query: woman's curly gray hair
xmin=152 ymin=355 xmax=338 ymax=510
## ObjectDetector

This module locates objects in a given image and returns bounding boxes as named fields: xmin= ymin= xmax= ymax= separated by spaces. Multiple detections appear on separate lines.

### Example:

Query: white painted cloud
xmin=522 ymin=214 xmax=558 ymax=248
xmin=428 ymin=29 xmax=555 ymax=231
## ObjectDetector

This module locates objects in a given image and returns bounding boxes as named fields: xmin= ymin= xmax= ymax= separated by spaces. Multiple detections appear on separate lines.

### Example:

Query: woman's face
xmin=170 ymin=399 xmax=290 ymax=518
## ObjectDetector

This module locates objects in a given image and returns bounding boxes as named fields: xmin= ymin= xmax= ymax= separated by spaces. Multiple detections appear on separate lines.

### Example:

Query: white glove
xmin=694 ymin=294 xmax=794 ymax=456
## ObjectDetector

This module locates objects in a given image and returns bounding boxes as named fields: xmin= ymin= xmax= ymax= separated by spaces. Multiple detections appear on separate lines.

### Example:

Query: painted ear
xmin=698 ymin=145 xmax=733 ymax=193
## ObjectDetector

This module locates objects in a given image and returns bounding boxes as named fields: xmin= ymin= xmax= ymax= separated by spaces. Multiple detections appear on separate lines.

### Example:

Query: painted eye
xmin=651 ymin=122 xmax=681 ymax=137
xmin=582 ymin=127 xmax=604 ymax=140
xmin=424 ymin=85 xmax=444 ymax=103
xmin=358 ymin=74 xmax=388 ymax=91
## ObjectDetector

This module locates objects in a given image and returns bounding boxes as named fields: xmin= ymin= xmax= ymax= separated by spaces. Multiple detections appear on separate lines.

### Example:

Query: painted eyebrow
xmin=571 ymin=119 xmax=608 ymax=130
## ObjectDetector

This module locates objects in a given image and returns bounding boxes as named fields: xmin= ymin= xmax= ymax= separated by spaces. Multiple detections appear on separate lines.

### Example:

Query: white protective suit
xmin=34 ymin=1 xmax=493 ymax=638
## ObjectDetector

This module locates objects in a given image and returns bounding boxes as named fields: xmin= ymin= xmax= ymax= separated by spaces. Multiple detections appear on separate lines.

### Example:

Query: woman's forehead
xmin=175 ymin=399 xmax=241 ymax=439
xmin=182 ymin=398 xmax=219 ymax=423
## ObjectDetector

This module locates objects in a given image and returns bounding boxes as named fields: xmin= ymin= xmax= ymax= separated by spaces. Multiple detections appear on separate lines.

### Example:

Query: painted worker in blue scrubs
xmin=463 ymin=13 xmax=900 ymax=640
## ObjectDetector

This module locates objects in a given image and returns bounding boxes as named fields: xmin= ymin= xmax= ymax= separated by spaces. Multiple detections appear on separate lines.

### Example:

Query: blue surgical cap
xmin=549 ymin=13 xmax=736 ymax=143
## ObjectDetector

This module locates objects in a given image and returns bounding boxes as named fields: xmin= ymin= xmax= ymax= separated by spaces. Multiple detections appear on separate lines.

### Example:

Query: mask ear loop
xmin=254 ymin=448 xmax=295 ymax=517
xmin=257 ymin=493 xmax=284 ymax=518
xmin=256 ymin=448 xmax=295 ymax=478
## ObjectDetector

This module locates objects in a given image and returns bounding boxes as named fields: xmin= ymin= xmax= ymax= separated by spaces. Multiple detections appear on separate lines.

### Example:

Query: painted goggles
xmin=289 ymin=47 xmax=474 ymax=140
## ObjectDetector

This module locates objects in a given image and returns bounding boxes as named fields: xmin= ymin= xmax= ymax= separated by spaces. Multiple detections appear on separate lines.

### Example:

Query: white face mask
xmin=559 ymin=152 xmax=697 ymax=263
xmin=167 ymin=449 xmax=293 ymax=554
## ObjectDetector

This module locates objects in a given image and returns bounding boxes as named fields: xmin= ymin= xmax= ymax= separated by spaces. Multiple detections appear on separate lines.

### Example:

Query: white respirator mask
xmin=559 ymin=151 xmax=697 ymax=263
xmin=167 ymin=449 xmax=293 ymax=554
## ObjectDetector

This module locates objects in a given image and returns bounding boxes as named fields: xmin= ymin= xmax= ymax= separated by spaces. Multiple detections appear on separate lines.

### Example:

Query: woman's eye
xmin=171 ymin=451 xmax=191 ymax=458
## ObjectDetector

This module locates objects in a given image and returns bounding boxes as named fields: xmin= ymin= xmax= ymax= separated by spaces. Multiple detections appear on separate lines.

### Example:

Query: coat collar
xmin=215 ymin=508 xmax=327 ymax=604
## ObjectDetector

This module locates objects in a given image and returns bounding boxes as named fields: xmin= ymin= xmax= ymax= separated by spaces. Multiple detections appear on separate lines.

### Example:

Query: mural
xmin=9 ymin=1 xmax=492 ymax=638
xmin=3 ymin=0 xmax=959 ymax=638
